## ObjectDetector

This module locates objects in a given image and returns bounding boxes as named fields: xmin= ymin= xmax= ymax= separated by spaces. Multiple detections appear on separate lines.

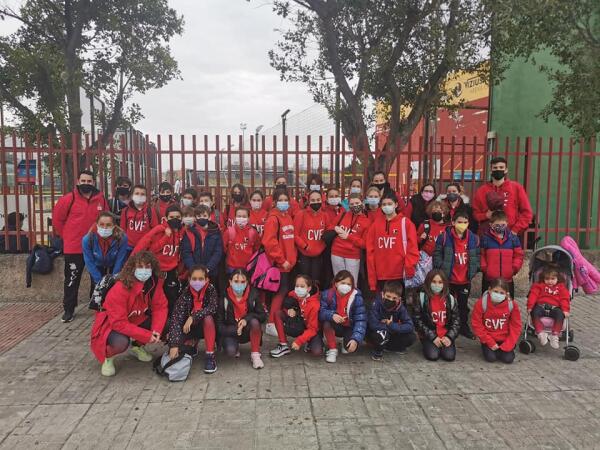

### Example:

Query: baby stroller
xmin=519 ymin=245 xmax=580 ymax=361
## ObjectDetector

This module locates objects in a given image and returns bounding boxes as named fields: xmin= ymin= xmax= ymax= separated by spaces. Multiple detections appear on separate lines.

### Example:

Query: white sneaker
xmin=549 ymin=334 xmax=560 ymax=349
xmin=341 ymin=345 xmax=349 ymax=354
xmin=101 ymin=357 xmax=115 ymax=377
xmin=325 ymin=349 xmax=338 ymax=363
xmin=538 ymin=331 xmax=549 ymax=346
xmin=251 ymin=352 xmax=264 ymax=369
xmin=265 ymin=323 xmax=278 ymax=337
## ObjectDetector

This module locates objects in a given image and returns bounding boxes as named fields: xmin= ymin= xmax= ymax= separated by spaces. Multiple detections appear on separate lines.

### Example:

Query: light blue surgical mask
xmin=232 ymin=282 xmax=247 ymax=295
xmin=382 ymin=205 xmax=395 ymax=215
xmin=350 ymin=187 xmax=362 ymax=194
xmin=276 ymin=201 xmax=289 ymax=212
xmin=97 ymin=227 xmax=114 ymax=239
xmin=365 ymin=197 xmax=380 ymax=206
xmin=134 ymin=268 xmax=152 ymax=282
xmin=490 ymin=291 xmax=506 ymax=303
xmin=294 ymin=286 xmax=308 ymax=298
xmin=430 ymin=283 xmax=443 ymax=294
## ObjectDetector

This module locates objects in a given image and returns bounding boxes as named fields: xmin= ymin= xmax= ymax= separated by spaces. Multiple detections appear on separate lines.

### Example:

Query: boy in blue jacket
xmin=181 ymin=205 xmax=224 ymax=275
xmin=367 ymin=281 xmax=416 ymax=361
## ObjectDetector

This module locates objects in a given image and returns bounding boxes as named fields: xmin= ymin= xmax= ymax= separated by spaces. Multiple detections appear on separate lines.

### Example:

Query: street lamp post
xmin=255 ymin=124 xmax=263 ymax=170
xmin=281 ymin=109 xmax=291 ymax=177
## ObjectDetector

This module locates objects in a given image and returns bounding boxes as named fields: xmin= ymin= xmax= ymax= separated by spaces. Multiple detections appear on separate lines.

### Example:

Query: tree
xmin=491 ymin=0 xmax=600 ymax=137
xmin=269 ymin=0 xmax=492 ymax=175
xmin=0 ymin=0 xmax=183 ymax=142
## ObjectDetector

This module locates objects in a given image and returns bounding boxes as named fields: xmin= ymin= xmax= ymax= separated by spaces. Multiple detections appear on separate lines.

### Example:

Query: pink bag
xmin=560 ymin=236 xmax=600 ymax=294
xmin=248 ymin=251 xmax=281 ymax=292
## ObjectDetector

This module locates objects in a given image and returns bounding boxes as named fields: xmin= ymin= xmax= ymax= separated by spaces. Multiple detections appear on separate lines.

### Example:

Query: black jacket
xmin=217 ymin=287 xmax=267 ymax=329
xmin=413 ymin=292 xmax=460 ymax=342
xmin=168 ymin=284 xmax=218 ymax=348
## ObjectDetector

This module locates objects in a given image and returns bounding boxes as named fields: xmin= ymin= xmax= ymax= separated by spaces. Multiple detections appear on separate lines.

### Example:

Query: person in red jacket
xmin=480 ymin=211 xmax=524 ymax=297
xmin=52 ymin=169 xmax=109 ymax=323
xmin=221 ymin=183 xmax=250 ymax=229
xmin=527 ymin=267 xmax=571 ymax=349
xmin=366 ymin=192 xmax=419 ymax=292
xmin=132 ymin=204 xmax=185 ymax=314
xmin=222 ymin=206 xmax=261 ymax=272
xmin=330 ymin=193 xmax=370 ymax=282
xmin=262 ymin=188 xmax=298 ymax=334
xmin=263 ymin=176 xmax=300 ymax=216
xmin=269 ymin=274 xmax=323 ymax=358
xmin=249 ymin=190 xmax=268 ymax=236
xmin=322 ymin=187 xmax=344 ymax=225
xmin=417 ymin=201 xmax=449 ymax=256
xmin=153 ymin=181 xmax=176 ymax=221
xmin=471 ymin=278 xmax=522 ymax=364
xmin=294 ymin=190 xmax=327 ymax=286
xmin=472 ymin=157 xmax=533 ymax=235
xmin=120 ymin=185 xmax=159 ymax=254
xmin=90 ymin=251 xmax=167 ymax=377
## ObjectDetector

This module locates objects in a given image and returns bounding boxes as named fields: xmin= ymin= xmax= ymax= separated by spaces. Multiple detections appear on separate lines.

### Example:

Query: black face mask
xmin=446 ymin=193 xmax=460 ymax=203
xmin=373 ymin=182 xmax=387 ymax=190
xmin=167 ymin=218 xmax=182 ymax=230
xmin=116 ymin=187 xmax=130 ymax=197
xmin=383 ymin=299 xmax=397 ymax=310
xmin=276 ymin=184 xmax=287 ymax=191
xmin=491 ymin=170 xmax=506 ymax=181
xmin=197 ymin=218 xmax=209 ymax=227
xmin=431 ymin=212 xmax=443 ymax=222
xmin=159 ymin=194 xmax=172 ymax=202
xmin=309 ymin=203 xmax=321 ymax=212
xmin=232 ymin=193 xmax=243 ymax=203
xmin=78 ymin=184 xmax=95 ymax=195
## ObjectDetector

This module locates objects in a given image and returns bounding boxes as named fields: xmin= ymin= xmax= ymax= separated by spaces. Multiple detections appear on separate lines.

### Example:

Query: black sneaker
xmin=61 ymin=311 xmax=74 ymax=323
xmin=204 ymin=353 xmax=217 ymax=374
xmin=270 ymin=343 xmax=291 ymax=358
xmin=371 ymin=350 xmax=384 ymax=361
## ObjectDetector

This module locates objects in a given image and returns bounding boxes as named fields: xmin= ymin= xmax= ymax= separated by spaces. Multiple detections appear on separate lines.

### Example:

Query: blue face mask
xmin=276 ymin=201 xmax=289 ymax=212
xmin=134 ymin=268 xmax=152 ymax=282
xmin=97 ymin=227 xmax=113 ymax=238
xmin=365 ymin=197 xmax=380 ymax=206
xmin=232 ymin=282 xmax=246 ymax=295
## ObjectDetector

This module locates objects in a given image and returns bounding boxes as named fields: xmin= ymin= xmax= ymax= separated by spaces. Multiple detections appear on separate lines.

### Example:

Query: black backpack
xmin=25 ymin=243 xmax=63 ymax=287
xmin=88 ymin=274 xmax=118 ymax=311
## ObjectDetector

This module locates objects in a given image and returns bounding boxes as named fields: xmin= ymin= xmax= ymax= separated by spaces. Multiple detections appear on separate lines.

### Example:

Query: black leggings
xmin=481 ymin=344 xmax=515 ymax=364
xmin=367 ymin=329 xmax=416 ymax=352
xmin=421 ymin=339 xmax=456 ymax=361
xmin=295 ymin=253 xmax=324 ymax=288
xmin=449 ymin=283 xmax=471 ymax=332
xmin=220 ymin=318 xmax=262 ymax=356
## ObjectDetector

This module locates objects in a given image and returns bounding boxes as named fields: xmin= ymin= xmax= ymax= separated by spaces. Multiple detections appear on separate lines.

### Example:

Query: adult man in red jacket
xmin=52 ymin=169 xmax=108 ymax=322
xmin=472 ymin=157 xmax=533 ymax=236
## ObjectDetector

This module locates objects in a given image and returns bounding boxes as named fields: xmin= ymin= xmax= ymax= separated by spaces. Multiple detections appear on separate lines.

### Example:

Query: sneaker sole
xmin=204 ymin=367 xmax=217 ymax=374
xmin=61 ymin=317 xmax=74 ymax=323
xmin=270 ymin=350 xmax=291 ymax=358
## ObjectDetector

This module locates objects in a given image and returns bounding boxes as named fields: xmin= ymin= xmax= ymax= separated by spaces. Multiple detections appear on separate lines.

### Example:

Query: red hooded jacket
xmin=322 ymin=204 xmax=344 ymax=226
xmin=131 ymin=223 xmax=184 ymax=271
xmin=288 ymin=290 xmax=321 ymax=347
xmin=221 ymin=202 xmax=251 ymax=229
xmin=471 ymin=293 xmax=522 ymax=351
xmin=249 ymin=208 xmax=268 ymax=236
xmin=480 ymin=229 xmax=524 ymax=281
xmin=527 ymin=282 xmax=570 ymax=312
xmin=417 ymin=220 xmax=448 ymax=256
xmin=52 ymin=188 xmax=109 ymax=254
xmin=472 ymin=179 xmax=533 ymax=235
xmin=222 ymin=224 xmax=261 ymax=269
xmin=330 ymin=212 xmax=371 ymax=259
xmin=293 ymin=208 xmax=327 ymax=257
xmin=119 ymin=202 xmax=160 ymax=248
xmin=262 ymin=209 xmax=297 ymax=272
xmin=366 ymin=214 xmax=419 ymax=290
xmin=90 ymin=277 xmax=167 ymax=362
xmin=153 ymin=198 xmax=176 ymax=221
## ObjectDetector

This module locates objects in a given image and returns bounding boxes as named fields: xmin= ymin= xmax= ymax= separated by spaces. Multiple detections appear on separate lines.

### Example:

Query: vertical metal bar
xmin=575 ymin=139 xmax=584 ymax=238
xmin=295 ymin=135 xmax=300 ymax=198
xmin=192 ymin=135 xmax=198 ymax=188
xmin=565 ymin=138 xmax=574 ymax=236
xmin=585 ymin=137 xmax=595 ymax=247
xmin=157 ymin=135 xmax=163 ymax=187
xmin=36 ymin=134 xmax=44 ymax=245
xmin=215 ymin=135 xmax=221 ymax=209
xmin=250 ymin=135 xmax=255 ymax=190
xmin=318 ymin=136 xmax=323 ymax=184
xmin=168 ymin=135 xmax=174 ymax=186
xmin=226 ymin=135 xmax=232 ymax=188
xmin=144 ymin=135 xmax=152 ymax=192
xmin=534 ymin=138 xmax=543 ymax=244
xmin=204 ymin=135 xmax=209 ymax=189
xmin=238 ymin=134 xmax=244 ymax=186
xmin=514 ymin=137 xmax=521 ymax=184
xmin=261 ymin=135 xmax=266 ymax=193
xmin=555 ymin=138 xmax=563 ymax=243
xmin=181 ymin=135 xmax=187 ymax=190
xmin=11 ymin=132 xmax=21 ymax=251
xmin=544 ymin=138 xmax=553 ymax=243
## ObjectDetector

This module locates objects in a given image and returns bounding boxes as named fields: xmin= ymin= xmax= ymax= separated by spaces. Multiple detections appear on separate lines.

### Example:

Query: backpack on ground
xmin=88 ymin=274 xmax=118 ymax=311
xmin=153 ymin=347 xmax=194 ymax=382
xmin=25 ymin=243 xmax=63 ymax=287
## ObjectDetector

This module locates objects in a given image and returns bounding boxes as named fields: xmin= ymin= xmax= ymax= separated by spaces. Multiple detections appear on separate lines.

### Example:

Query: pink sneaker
xmin=251 ymin=352 xmax=264 ymax=369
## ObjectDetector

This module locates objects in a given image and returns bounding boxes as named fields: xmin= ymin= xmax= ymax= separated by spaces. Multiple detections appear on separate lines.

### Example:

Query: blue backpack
xmin=25 ymin=242 xmax=62 ymax=287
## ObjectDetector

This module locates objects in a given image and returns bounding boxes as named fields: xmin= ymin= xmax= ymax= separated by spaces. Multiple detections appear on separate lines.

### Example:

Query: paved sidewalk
xmin=1 ymin=294 xmax=600 ymax=449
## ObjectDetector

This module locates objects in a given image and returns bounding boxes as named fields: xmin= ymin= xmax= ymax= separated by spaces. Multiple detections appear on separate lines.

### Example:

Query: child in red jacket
xmin=249 ymin=190 xmax=268 ymax=236
xmin=527 ymin=267 xmax=570 ymax=349
xmin=223 ymin=206 xmax=261 ymax=273
xmin=417 ymin=200 xmax=449 ymax=256
xmin=294 ymin=190 xmax=327 ymax=285
xmin=269 ymin=274 xmax=323 ymax=358
xmin=471 ymin=278 xmax=522 ymax=364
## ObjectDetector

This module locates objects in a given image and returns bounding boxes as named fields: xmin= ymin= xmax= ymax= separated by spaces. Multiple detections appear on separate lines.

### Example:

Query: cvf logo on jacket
xmin=162 ymin=244 xmax=179 ymax=257
xmin=484 ymin=314 xmax=508 ymax=330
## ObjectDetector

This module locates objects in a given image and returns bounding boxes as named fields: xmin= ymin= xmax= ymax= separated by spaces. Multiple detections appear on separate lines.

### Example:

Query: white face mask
xmin=490 ymin=291 xmax=506 ymax=304
xmin=294 ymin=286 xmax=308 ymax=298
xmin=382 ymin=205 xmax=395 ymax=215
xmin=350 ymin=187 xmax=362 ymax=194
xmin=236 ymin=217 xmax=249 ymax=227
xmin=309 ymin=184 xmax=321 ymax=191
xmin=97 ymin=227 xmax=114 ymax=238
xmin=182 ymin=198 xmax=193 ymax=207
xmin=250 ymin=200 xmax=262 ymax=210
xmin=182 ymin=217 xmax=195 ymax=227
xmin=327 ymin=198 xmax=341 ymax=206
xmin=337 ymin=283 xmax=352 ymax=295
xmin=132 ymin=194 xmax=146 ymax=206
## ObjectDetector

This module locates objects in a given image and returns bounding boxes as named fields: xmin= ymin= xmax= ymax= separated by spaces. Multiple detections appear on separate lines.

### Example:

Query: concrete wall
xmin=3 ymin=252 xmax=599 ymax=303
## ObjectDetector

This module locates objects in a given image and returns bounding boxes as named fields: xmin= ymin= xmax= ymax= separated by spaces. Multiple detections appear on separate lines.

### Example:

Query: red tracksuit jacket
xmin=417 ymin=220 xmax=448 ymax=256
xmin=52 ymin=189 xmax=109 ymax=254
xmin=472 ymin=179 xmax=533 ymax=235
xmin=120 ymin=202 xmax=160 ymax=248
xmin=322 ymin=204 xmax=344 ymax=226
xmin=366 ymin=214 xmax=420 ymax=290
xmin=287 ymin=290 xmax=320 ymax=347
xmin=153 ymin=199 xmax=176 ymax=221
xmin=471 ymin=294 xmax=522 ymax=351
xmin=221 ymin=202 xmax=251 ymax=229
xmin=262 ymin=209 xmax=297 ymax=272
xmin=249 ymin=208 xmax=268 ymax=236
xmin=293 ymin=208 xmax=327 ymax=257
xmin=131 ymin=223 xmax=184 ymax=271
xmin=222 ymin=224 xmax=261 ymax=269
xmin=527 ymin=282 xmax=570 ymax=313
xmin=330 ymin=212 xmax=371 ymax=259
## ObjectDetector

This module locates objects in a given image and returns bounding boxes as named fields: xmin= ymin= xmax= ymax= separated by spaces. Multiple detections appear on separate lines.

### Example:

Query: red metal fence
xmin=1 ymin=133 xmax=599 ymax=251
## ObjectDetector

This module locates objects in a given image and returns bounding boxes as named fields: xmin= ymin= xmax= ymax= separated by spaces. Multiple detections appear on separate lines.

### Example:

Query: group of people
xmin=50 ymin=156 xmax=572 ymax=377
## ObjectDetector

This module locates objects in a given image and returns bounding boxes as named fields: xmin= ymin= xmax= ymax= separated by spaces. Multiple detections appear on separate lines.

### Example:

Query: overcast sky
xmin=132 ymin=0 xmax=318 ymax=138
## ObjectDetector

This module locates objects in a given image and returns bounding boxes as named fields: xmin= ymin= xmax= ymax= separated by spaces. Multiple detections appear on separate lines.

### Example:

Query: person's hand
xmin=282 ymin=261 xmax=292 ymax=271
xmin=334 ymin=226 xmax=344 ymax=235
xmin=183 ymin=316 xmax=193 ymax=334
xmin=149 ymin=331 xmax=161 ymax=344
xmin=382 ymin=318 xmax=393 ymax=326
xmin=486 ymin=210 xmax=493 ymax=219
xmin=169 ymin=347 xmax=179 ymax=359
xmin=441 ymin=336 xmax=452 ymax=347
xmin=564 ymin=311 xmax=570 ymax=318
xmin=433 ymin=337 xmax=443 ymax=348
xmin=287 ymin=308 xmax=297 ymax=318
xmin=346 ymin=340 xmax=358 ymax=353
xmin=164 ymin=227 xmax=172 ymax=237
xmin=332 ymin=314 xmax=345 ymax=324
xmin=291 ymin=342 xmax=300 ymax=351
xmin=420 ymin=232 xmax=427 ymax=240
xmin=237 ymin=319 xmax=247 ymax=335
xmin=491 ymin=343 xmax=500 ymax=351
